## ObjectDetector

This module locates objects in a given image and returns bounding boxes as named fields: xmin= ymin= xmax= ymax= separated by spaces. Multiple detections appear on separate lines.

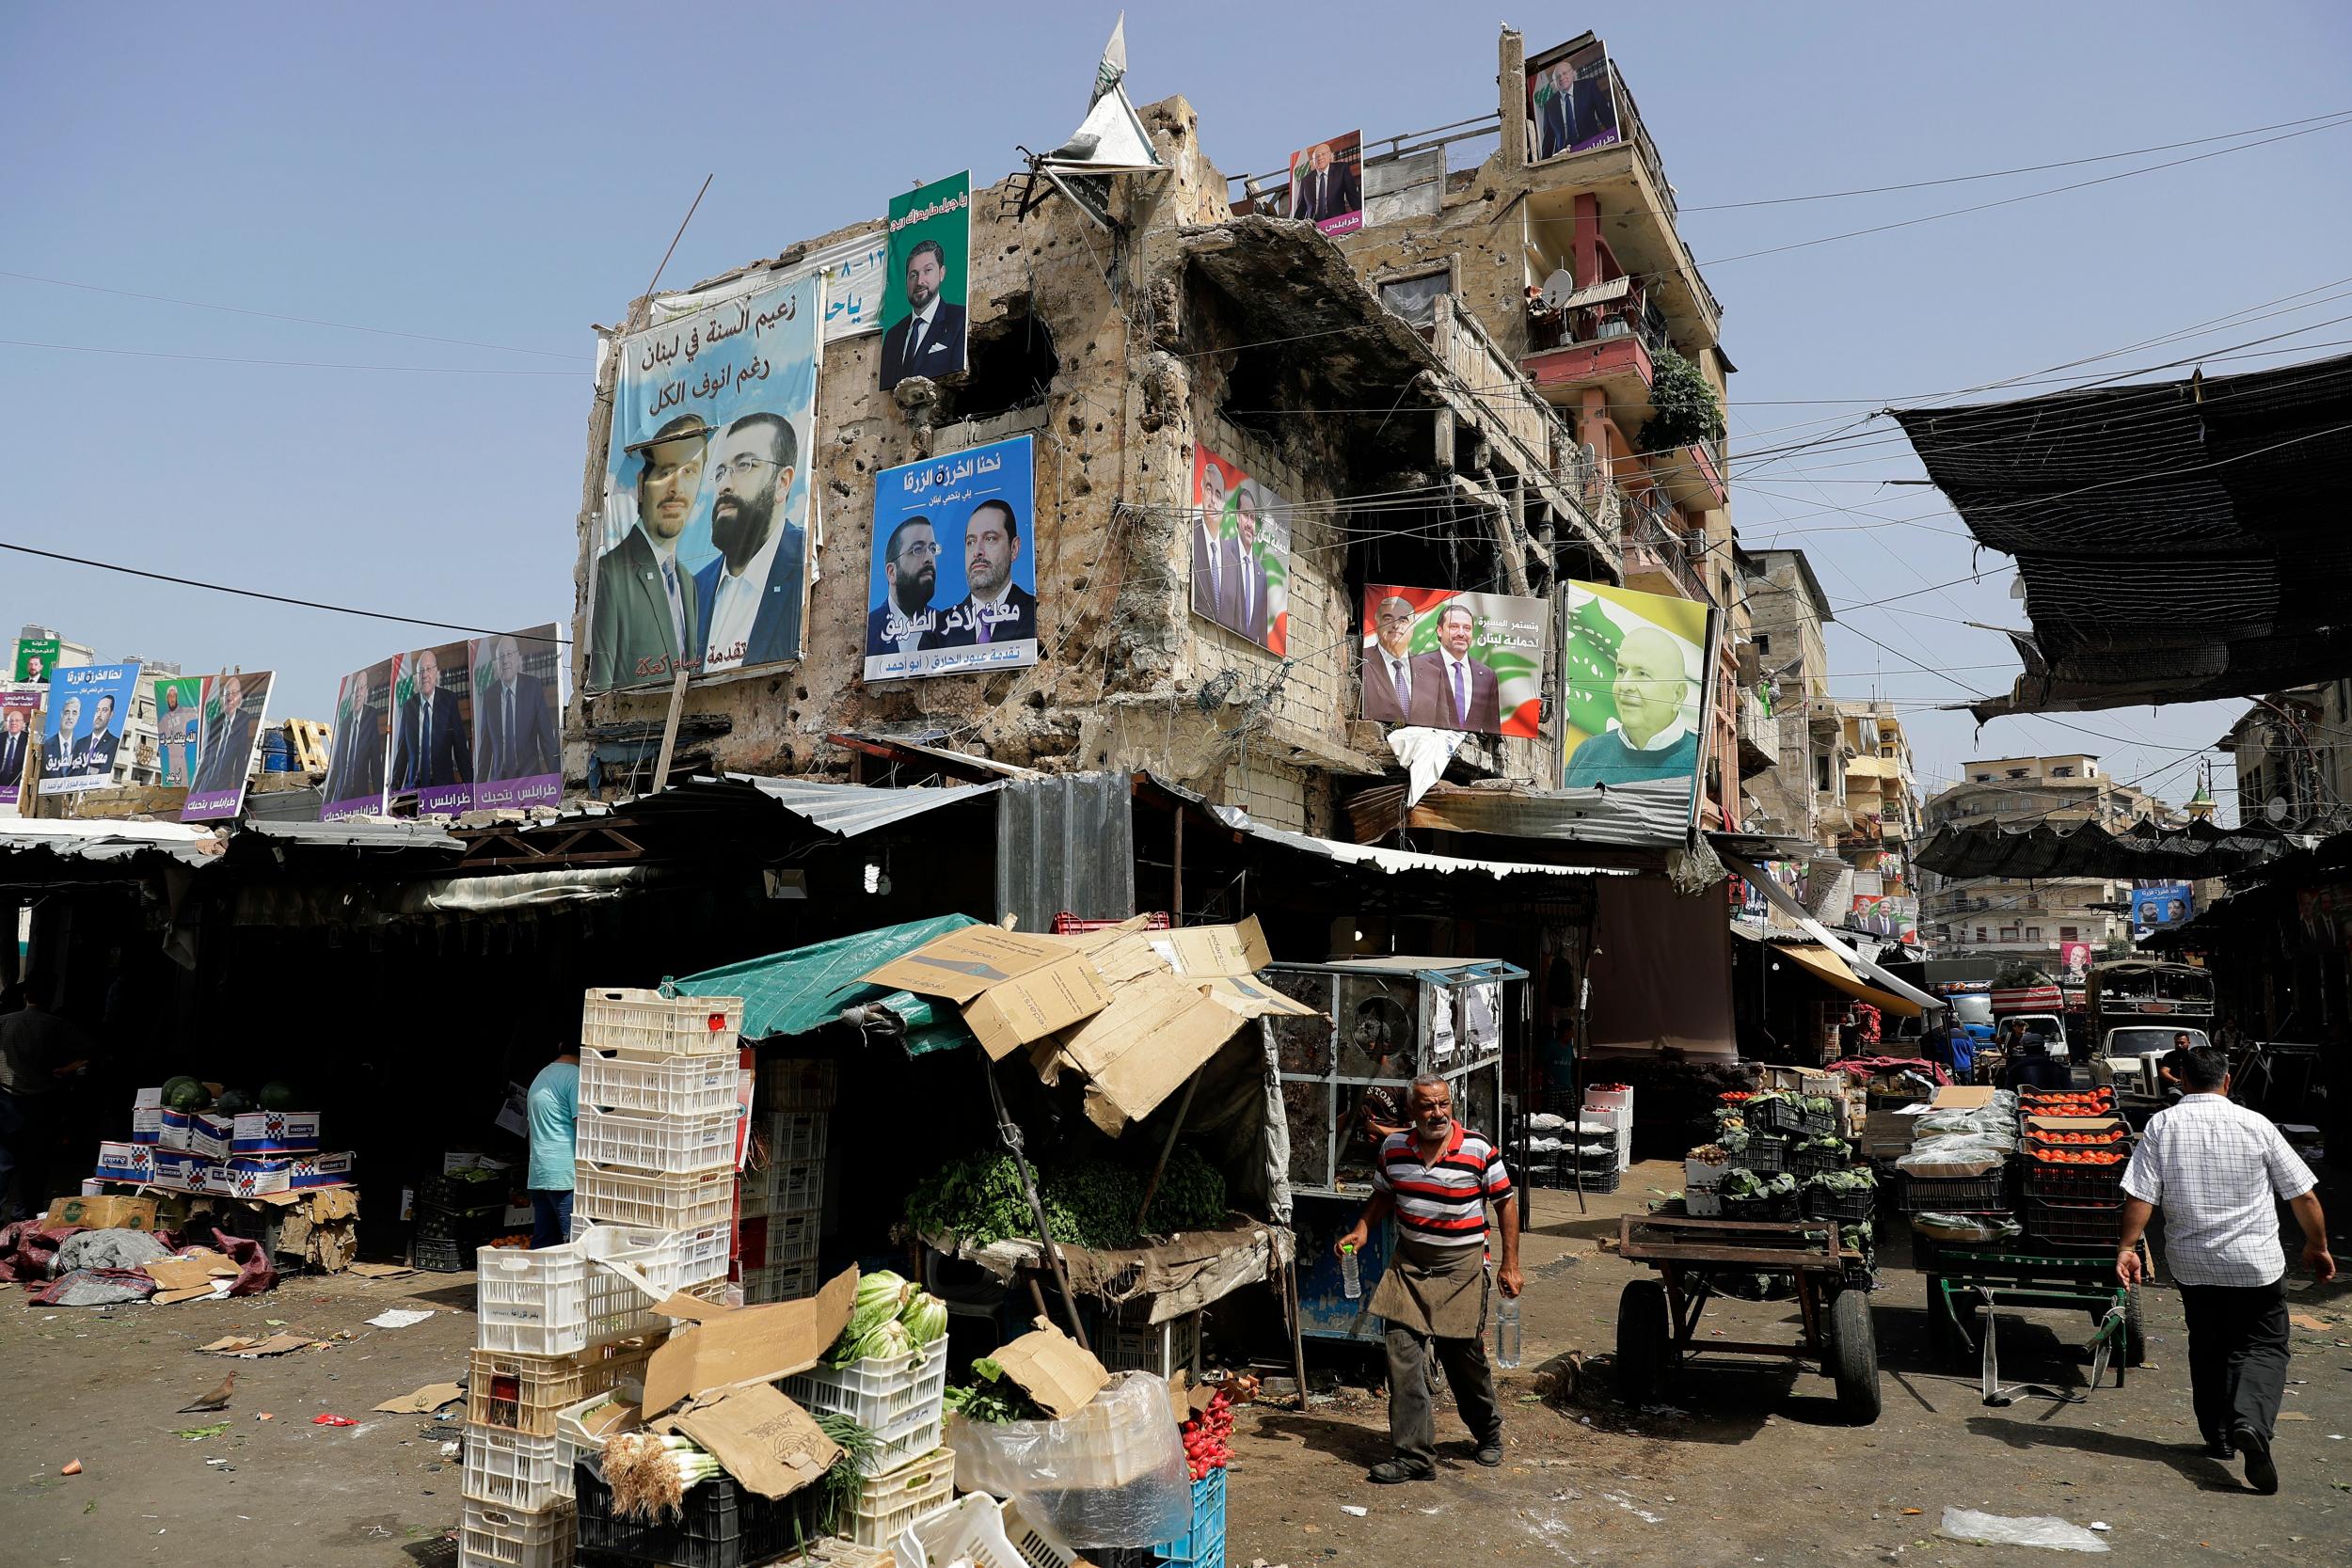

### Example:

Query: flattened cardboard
xmin=142 ymin=1249 xmax=237 ymax=1291
xmin=1930 ymin=1085 xmax=1997 ymax=1110
xmin=640 ymin=1266 xmax=859 ymax=1418
xmin=861 ymin=927 xmax=1112 ymax=1059
xmin=1197 ymin=974 xmax=1320 ymax=1020
xmin=373 ymin=1381 xmax=465 ymax=1414
xmin=990 ymin=1321 xmax=1109 ymax=1419
xmin=653 ymin=1381 xmax=839 ymax=1500
xmin=201 ymin=1332 xmax=316 ymax=1356
xmin=1054 ymin=969 xmax=1248 ymax=1136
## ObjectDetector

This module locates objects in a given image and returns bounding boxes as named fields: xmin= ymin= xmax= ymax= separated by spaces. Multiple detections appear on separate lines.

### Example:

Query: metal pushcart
xmin=1612 ymin=1212 xmax=1882 ymax=1424
xmin=1915 ymin=1233 xmax=2147 ymax=1403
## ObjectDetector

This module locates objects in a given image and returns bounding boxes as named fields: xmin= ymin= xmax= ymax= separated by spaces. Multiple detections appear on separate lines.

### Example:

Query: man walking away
xmin=1336 ymin=1072 xmax=1522 ymax=1483
xmin=526 ymin=1045 xmax=580 ymax=1248
xmin=2118 ymin=1045 xmax=2334 ymax=1494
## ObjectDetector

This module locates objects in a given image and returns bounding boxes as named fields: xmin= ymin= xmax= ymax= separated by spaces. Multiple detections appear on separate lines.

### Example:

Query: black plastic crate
xmin=2026 ymin=1198 xmax=2123 ymax=1248
xmin=576 ymin=1461 xmax=803 ymax=1568
xmin=1801 ymin=1185 xmax=1876 ymax=1224
xmin=1788 ymin=1142 xmax=1850 ymax=1179
xmin=418 ymin=1174 xmax=511 ymax=1216
xmin=414 ymin=1204 xmax=501 ymax=1244
xmin=1897 ymin=1170 xmax=2010 ymax=1214
xmin=1722 ymin=1192 xmax=1799 ymax=1223
xmin=2022 ymin=1161 xmax=2126 ymax=1203
xmin=414 ymin=1236 xmax=472 ymax=1273
xmin=1739 ymin=1134 xmax=1789 ymax=1176
xmin=1755 ymin=1099 xmax=1836 ymax=1138
xmin=1573 ymin=1164 xmax=1622 ymax=1194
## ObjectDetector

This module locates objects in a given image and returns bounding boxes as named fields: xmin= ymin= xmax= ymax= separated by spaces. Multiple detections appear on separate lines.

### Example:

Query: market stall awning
xmin=1913 ymin=816 xmax=2302 ymax=880
xmin=1892 ymin=352 xmax=2352 ymax=719
xmin=1774 ymin=942 xmax=1925 ymax=1019
xmin=669 ymin=914 xmax=984 ymax=1045
xmin=1343 ymin=778 xmax=1694 ymax=853
xmin=561 ymin=773 xmax=1006 ymax=839
xmin=1720 ymin=850 xmax=1944 ymax=1013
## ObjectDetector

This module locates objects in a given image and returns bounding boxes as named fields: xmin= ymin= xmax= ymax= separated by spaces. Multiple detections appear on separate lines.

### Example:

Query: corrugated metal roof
xmin=548 ymin=773 xmax=1004 ymax=840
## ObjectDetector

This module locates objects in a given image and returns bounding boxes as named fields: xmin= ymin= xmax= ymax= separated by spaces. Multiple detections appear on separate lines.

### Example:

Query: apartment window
xmin=1755 ymin=633 xmax=1772 ymax=655
xmin=2008 ymin=768 xmax=2029 ymax=780
xmin=1976 ymin=927 xmax=1988 ymax=942
xmin=2000 ymin=927 xmax=2020 ymax=942
xmin=1974 ymin=773 xmax=1993 ymax=783
xmin=2059 ymin=926 xmax=2078 ymax=942
xmin=2026 ymin=927 xmax=2042 ymax=942
xmin=1377 ymin=269 xmax=1453 ymax=328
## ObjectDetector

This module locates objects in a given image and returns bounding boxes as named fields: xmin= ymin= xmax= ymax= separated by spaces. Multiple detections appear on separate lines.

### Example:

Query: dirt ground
xmin=2 ymin=1163 xmax=2344 ymax=1568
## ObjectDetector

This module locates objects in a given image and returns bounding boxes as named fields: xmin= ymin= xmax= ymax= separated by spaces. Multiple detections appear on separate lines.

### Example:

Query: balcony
xmin=1645 ymin=433 xmax=1727 ymax=512
xmin=1614 ymin=492 xmax=1709 ymax=604
xmin=1737 ymin=689 xmax=1779 ymax=777
xmin=1521 ymin=280 xmax=1666 ymax=415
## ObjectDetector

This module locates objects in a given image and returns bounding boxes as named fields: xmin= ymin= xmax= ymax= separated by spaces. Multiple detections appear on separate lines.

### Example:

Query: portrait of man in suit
xmin=45 ymin=696 xmax=81 ymax=779
xmin=1190 ymin=458 xmax=1229 ymax=626
xmin=76 ymin=693 xmax=123 ymax=778
xmin=191 ymin=673 xmax=262 ymax=800
xmin=928 ymin=499 xmax=1035 ymax=648
xmin=1412 ymin=603 xmax=1502 ymax=734
xmin=695 ymin=412 xmax=806 ymax=673
xmin=866 ymin=515 xmax=942 ymax=657
xmin=327 ymin=663 xmax=389 ymax=805
xmin=1564 ymin=624 xmax=1700 ymax=786
xmin=1217 ymin=485 xmax=1273 ymax=646
xmin=392 ymin=649 xmax=469 ymax=794
xmin=879 ymin=239 xmax=967 ymax=391
xmin=1289 ymin=141 xmax=1360 ymax=225
xmin=1361 ymin=594 xmax=1429 ymax=725
xmin=589 ymin=413 xmax=708 ymax=689
xmin=0 ymin=706 xmax=30 ymax=790
xmin=479 ymin=634 xmax=559 ymax=784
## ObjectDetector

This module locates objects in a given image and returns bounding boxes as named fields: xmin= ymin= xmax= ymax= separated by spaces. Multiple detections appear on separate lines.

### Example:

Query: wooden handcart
xmin=1613 ymin=1212 xmax=1881 ymax=1424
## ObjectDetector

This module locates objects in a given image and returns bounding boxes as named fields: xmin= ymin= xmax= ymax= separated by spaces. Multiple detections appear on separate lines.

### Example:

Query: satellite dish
xmin=1538 ymin=268 xmax=1578 ymax=309
xmin=2265 ymin=796 xmax=2290 ymax=824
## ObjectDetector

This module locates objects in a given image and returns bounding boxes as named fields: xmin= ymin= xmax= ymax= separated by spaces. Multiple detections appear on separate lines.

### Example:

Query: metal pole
xmin=984 ymin=1057 xmax=1091 ymax=1351
xmin=1171 ymin=805 xmax=1185 ymax=927
xmin=1284 ymin=1252 xmax=1311 ymax=1413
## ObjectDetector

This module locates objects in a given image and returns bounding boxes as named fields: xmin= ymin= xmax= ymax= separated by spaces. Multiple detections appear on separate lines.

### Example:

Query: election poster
xmin=321 ymin=658 xmax=393 ymax=820
xmin=470 ymin=625 xmax=563 ymax=811
xmin=40 ymin=660 xmax=141 ymax=795
xmin=154 ymin=673 xmax=208 ymax=788
xmin=390 ymin=641 xmax=475 ymax=816
xmin=1286 ymin=130 xmax=1364 ymax=237
xmin=814 ymin=230 xmax=891 ymax=341
xmin=865 ymin=436 xmax=1040 ymax=683
xmin=1358 ymin=586 xmax=1548 ymax=737
xmin=12 ymin=636 xmax=59 ymax=685
xmin=590 ymin=269 xmax=820 ymax=689
xmin=0 ymin=687 xmax=39 ymax=810
xmin=880 ymin=171 xmax=971 ymax=391
xmin=1189 ymin=446 xmax=1292 ymax=654
xmin=183 ymin=670 xmax=275 ymax=823
xmin=1527 ymin=36 xmax=1622 ymax=163
xmin=1562 ymin=579 xmax=1714 ymax=831
xmin=2132 ymin=880 xmax=2194 ymax=930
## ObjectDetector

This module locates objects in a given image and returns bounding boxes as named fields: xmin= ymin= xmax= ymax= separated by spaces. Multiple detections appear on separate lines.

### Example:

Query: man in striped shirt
xmin=1337 ymin=1072 xmax=1522 ymax=1483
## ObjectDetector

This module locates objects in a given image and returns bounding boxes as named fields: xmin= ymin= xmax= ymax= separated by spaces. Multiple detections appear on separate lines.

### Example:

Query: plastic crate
xmin=783 ymin=1339 xmax=949 ymax=1473
xmin=463 ymin=1426 xmax=571 ymax=1511
xmin=673 ymin=1224 xmax=730 ymax=1288
xmin=2023 ymin=1160 xmax=2126 ymax=1203
xmin=421 ymin=1173 xmax=515 ymax=1215
xmin=1788 ymin=1143 xmax=1850 ymax=1179
xmin=1721 ymin=1192 xmax=1799 ymax=1223
xmin=1156 ymin=1467 xmax=1227 ymax=1568
xmin=756 ymin=1207 xmax=820 ymax=1267
xmin=475 ymin=1227 xmax=673 ymax=1356
xmin=763 ymin=1111 xmax=829 ymax=1165
xmin=582 ymin=988 xmax=743 ymax=1056
xmin=757 ymin=1159 xmax=824 ymax=1214
xmin=756 ymin=1057 xmax=839 ymax=1112
xmin=744 ymin=1258 xmax=821 ymax=1304
xmin=1574 ymin=1164 xmax=1622 ymax=1194
xmin=1801 ymin=1184 xmax=1877 ymax=1224
xmin=1094 ymin=1310 xmax=1203 ymax=1378
xmin=575 ymin=1164 xmax=736 ymax=1233
xmin=1755 ymin=1098 xmax=1836 ymax=1137
xmin=1897 ymin=1170 xmax=2010 ymax=1214
xmin=574 ymin=1460 xmax=813 ymax=1568
xmin=1740 ymin=1134 xmax=1789 ymax=1176
xmin=898 ymin=1495 xmax=1082 ymax=1568
xmin=2025 ymin=1198 xmax=2124 ymax=1248
xmin=842 ymin=1448 xmax=957 ymax=1549
xmin=1682 ymin=1187 xmax=1724 ymax=1217
xmin=469 ymin=1340 xmax=655 ymax=1438
xmin=459 ymin=1499 xmax=575 ymax=1568
xmin=579 ymin=1105 xmax=741 ymax=1177
xmin=582 ymin=1049 xmax=742 ymax=1118
xmin=417 ymin=1236 xmax=471 ymax=1273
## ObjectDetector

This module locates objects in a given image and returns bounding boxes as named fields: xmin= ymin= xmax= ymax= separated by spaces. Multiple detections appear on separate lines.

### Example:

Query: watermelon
xmin=258 ymin=1081 xmax=302 ymax=1112
xmin=162 ymin=1076 xmax=210 ymax=1111
xmin=215 ymin=1088 xmax=256 ymax=1115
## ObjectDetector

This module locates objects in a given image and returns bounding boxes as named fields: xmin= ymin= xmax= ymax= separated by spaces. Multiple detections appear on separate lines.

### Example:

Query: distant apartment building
xmin=1737 ymin=548 xmax=1833 ymax=847
xmin=2217 ymin=683 xmax=2352 ymax=833
xmin=1821 ymin=700 xmax=1922 ymax=940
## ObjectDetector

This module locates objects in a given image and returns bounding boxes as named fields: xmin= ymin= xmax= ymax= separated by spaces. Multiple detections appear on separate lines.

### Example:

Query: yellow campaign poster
xmin=1560 ymin=580 xmax=1710 ymax=816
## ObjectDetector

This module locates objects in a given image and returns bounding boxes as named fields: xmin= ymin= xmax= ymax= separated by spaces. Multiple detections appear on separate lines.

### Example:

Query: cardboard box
xmin=641 ymin=1266 xmax=860 ymax=1420
xmin=231 ymin=1110 xmax=322 ymax=1154
xmin=861 ymin=927 xmax=1113 ymax=1059
xmin=133 ymin=1086 xmax=164 ymax=1110
xmin=209 ymin=1151 xmax=357 ymax=1197
xmin=189 ymin=1112 xmax=235 ymax=1161
xmin=650 ymin=1383 xmax=839 ymax=1501
xmin=95 ymin=1141 xmax=154 ymax=1183
xmin=131 ymin=1105 xmax=163 ymax=1145
xmin=1930 ymin=1085 xmax=1998 ymax=1110
xmin=988 ymin=1320 xmax=1110 ymax=1419
xmin=45 ymin=1194 xmax=159 ymax=1231
xmin=151 ymin=1149 xmax=215 ymax=1193
xmin=158 ymin=1108 xmax=196 ymax=1150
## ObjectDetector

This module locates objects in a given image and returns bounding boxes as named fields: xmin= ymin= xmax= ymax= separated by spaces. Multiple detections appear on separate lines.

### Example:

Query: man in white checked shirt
xmin=2118 ymin=1045 xmax=2334 ymax=1494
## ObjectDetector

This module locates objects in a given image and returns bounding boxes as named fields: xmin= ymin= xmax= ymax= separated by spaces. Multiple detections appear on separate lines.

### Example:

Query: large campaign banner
xmin=183 ymin=671 xmax=274 ymax=823
xmin=2133 ymin=880 xmax=2194 ymax=929
xmin=154 ymin=674 xmax=207 ymax=788
xmin=1190 ymin=447 xmax=1292 ymax=654
xmin=880 ymin=172 xmax=971 ymax=391
xmin=321 ymin=658 xmax=393 ymax=820
xmin=471 ymin=625 xmax=563 ymax=810
xmin=12 ymin=637 xmax=59 ymax=685
xmin=1286 ymin=130 xmax=1364 ymax=237
xmin=1562 ymin=579 xmax=1713 ymax=830
xmin=390 ymin=641 xmax=475 ymax=816
xmin=1527 ymin=37 xmax=1622 ymax=163
xmin=40 ymin=660 xmax=140 ymax=795
xmin=864 ymin=437 xmax=1040 ymax=683
xmin=815 ymin=230 xmax=891 ymax=341
xmin=590 ymin=271 xmax=820 ymax=689
xmin=0 ymin=687 xmax=39 ymax=810
xmin=1359 ymin=586 xmax=1547 ymax=737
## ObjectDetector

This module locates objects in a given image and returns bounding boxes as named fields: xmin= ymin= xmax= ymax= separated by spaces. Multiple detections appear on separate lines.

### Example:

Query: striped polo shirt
xmin=1374 ymin=1122 xmax=1512 ymax=1247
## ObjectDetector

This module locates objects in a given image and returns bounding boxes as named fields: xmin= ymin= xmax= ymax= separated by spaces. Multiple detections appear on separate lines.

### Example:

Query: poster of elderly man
xmin=40 ymin=661 xmax=140 ymax=794
xmin=390 ymin=641 xmax=474 ymax=815
xmin=1560 ymin=579 xmax=1714 ymax=826
xmin=470 ymin=625 xmax=563 ymax=810
xmin=1285 ymin=130 xmax=1364 ymax=237
xmin=183 ymin=670 xmax=276 ymax=822
xmin=1358 ymin=587 xmax=1546 ymax=737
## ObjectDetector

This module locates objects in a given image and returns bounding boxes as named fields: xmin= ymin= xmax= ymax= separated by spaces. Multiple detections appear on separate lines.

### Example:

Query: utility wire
xmin=0 ymin=339 xmax=578 ymax=376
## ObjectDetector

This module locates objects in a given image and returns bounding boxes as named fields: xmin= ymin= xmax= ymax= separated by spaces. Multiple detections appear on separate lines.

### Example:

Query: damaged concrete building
xmin=566 ymin=24 xmax=1747 ymax=846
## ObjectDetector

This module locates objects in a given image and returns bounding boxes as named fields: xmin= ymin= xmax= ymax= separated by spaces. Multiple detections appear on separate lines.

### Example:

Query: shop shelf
xmin=582 ymin=1050 xmax=743 ymax=1118
xmin=579 ymin=1105 xmax=741 ymax=1177
xmin=582 ymin=988 xmax=743 ymax=1056
xmin=840 ymin=1448 xmax=957 ymax=1549
xmin=575 ymin=1164 xmax=735 ymax=1233
xmin=783 ymin=1339 xmax=948 ymax=1471
xmin=463 ymin=1426 xmax=571 ymax=1511
xmin=459 ymin=1499 xmax=576 ymax=1568
xmin=469 ymin=1340 xmax=655 ymax=1439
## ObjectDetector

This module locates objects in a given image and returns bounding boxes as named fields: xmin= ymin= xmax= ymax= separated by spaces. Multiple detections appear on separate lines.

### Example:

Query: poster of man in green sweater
xmin=1561 ymin=580 xmax=1711 ymax=806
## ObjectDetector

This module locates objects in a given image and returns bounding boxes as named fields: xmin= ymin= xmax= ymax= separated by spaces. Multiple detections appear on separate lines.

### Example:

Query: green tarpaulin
xmin=668 ymin=914 xmax=983 ymax=1047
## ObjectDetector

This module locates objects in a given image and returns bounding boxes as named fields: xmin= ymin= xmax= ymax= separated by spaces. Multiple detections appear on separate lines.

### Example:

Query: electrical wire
xmin=0 ymin=338 xmax=579 ymax=376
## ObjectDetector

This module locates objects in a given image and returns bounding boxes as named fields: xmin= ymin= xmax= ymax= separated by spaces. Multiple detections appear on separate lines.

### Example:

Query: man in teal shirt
xmin=1565 ymin=626 xmax=1700 ymax=786
xmin=526 ymin=1046 xmax=580 ymax=1247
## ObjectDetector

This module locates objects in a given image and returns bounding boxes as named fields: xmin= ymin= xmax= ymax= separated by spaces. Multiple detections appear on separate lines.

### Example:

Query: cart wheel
xmin=2122 ymin=1287 xmax=2146 ymax=1370
xmin=1828 ymin=1287 xmax=1882 ymax=1425
xmin=1615 ymin=1279 xmax=1670 ymax=1404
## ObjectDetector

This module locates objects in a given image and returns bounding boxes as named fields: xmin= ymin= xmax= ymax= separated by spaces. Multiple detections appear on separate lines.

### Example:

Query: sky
xmin=5 ymin=3 xmax=2349 ymax=821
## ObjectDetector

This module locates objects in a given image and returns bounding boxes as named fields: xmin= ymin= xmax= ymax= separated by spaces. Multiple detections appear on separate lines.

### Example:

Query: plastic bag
xmin=1937 ymin=1507 xmax=2109 ymax=1552
xmin=947 ymin=1371 xmax=1190 ymax=1548
xmin=1897 ymin=1136 xmax=2010 ymax=1172
xmin=1911 ymin=1212 xmax=2021 ymax=1245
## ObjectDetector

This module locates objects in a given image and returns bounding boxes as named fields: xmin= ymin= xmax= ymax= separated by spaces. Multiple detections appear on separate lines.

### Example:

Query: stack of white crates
xmin=743 ymin=1056 xmax=834 ymax=1303
xmin=571 ymin=988 xmax=746 ymax=1296
xmin=1583 ymin=1083 xmax=1634 ymax=1174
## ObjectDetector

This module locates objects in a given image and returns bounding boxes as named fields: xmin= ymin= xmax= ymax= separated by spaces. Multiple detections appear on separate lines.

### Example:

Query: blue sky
xmin=6 ymin=3 xmax=2348 ymax=819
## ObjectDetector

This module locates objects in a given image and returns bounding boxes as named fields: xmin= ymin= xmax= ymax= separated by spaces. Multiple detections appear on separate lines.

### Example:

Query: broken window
xmin=1378 ymin=271 xmax=1451 ymax=330
xmin=946 ymin=293 xmax=1060 ymax=420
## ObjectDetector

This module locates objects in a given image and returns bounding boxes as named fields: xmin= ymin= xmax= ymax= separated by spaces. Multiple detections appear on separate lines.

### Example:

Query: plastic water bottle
xmin=1340 ymin=1243 xmax=1361 ymax=1300
xmin=1494 ymin=1294 xmax=1522 ymax=1368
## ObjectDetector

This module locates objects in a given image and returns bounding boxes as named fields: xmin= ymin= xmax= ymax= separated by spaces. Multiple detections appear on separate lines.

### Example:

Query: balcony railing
xmin=1618 ymin=501 xmax=1708 ymax=604
xmin=1527 ymin=280 xmax=1670 ymax=359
